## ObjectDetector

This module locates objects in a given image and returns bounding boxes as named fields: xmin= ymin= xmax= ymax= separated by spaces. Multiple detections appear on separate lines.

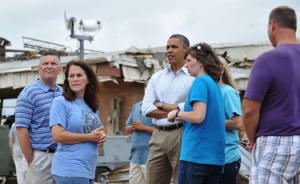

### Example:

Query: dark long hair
xmin=63 ymin=60 xmax=101 ymax=112
xmin=184 ymin=42 xmax=223 ymax=81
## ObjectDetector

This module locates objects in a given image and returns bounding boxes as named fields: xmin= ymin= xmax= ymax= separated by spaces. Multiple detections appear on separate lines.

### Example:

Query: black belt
xmin=34 ymin=148 xmax=56 ymax=153
xmin=156 ymin=123 xmax=183 ymax=131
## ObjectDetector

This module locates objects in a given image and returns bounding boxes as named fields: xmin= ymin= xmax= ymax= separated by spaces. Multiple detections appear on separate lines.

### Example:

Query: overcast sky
xmin=1 ymin=0 xmax=300 ymax=53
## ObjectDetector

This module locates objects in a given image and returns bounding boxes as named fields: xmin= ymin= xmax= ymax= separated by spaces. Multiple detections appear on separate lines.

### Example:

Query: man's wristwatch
xmin=158 ymin=102 xmax=164 ymax=110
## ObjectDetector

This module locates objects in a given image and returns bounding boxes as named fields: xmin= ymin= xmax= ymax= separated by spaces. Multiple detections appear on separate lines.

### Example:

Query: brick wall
xmin=99 ymin=80 xmax=144 ymax=136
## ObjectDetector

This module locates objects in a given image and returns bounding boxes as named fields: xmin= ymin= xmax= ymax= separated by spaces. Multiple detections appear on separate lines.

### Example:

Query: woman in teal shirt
xmin=168 ymin=43 xmax=225 ymax=184
xmin=218 ymin=57 xmax=242 ymax=184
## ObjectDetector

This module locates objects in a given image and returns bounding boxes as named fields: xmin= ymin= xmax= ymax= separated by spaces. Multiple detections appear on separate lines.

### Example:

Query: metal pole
xmin=80 ymin=40 xmax=84 ymax=60
xmin=70 ymin=34 xmax=93 ymax=61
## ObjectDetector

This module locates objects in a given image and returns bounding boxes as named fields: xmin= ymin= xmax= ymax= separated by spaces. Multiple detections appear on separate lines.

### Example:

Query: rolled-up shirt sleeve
xmin=178 ymin=102 xmax=185 ymax=111
xmin=142 ymin=77 xmax=158 ymax=117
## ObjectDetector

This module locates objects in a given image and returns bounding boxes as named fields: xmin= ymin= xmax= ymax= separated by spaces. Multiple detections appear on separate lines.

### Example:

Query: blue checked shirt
xmin=126 ymin=101 xmax=155 ymax=164
xmin=15 ymin=79 xmax=62 ymax=150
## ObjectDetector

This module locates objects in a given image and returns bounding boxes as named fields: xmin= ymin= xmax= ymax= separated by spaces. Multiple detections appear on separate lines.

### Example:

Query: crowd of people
xmin=7 ymin=5 xmax=299 ymax=184
xmin=128 ymin=5 xmax=300 ymax=184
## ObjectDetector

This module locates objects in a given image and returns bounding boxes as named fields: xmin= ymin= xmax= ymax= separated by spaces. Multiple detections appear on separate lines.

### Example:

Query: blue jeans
xmin=178 ymin=161 xmax=223 ymax=184
xmin=53 ymin=175 xmax=94 ymax=184
xmin=218 ymin=158 xmax=241 ymax=184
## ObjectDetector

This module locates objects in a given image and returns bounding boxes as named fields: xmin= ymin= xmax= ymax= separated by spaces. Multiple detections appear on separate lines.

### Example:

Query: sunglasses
xmin=191 ymin=43 xmax=203 ymax=51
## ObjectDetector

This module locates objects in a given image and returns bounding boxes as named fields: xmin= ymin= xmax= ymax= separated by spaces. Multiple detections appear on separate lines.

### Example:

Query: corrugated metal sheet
xmin=230 ymin=68 xmax=251 ymax=80
xmin=2 ymin=39 xmax=292 ymax=91
xmin=235 ymin=78 xmax=249 ymax=91
xmin=0 ymin=70 xmax=63 ymax=89
xmin=230 ymin=68 xmax=251 ymax=91
xmin=137 ymin=40 xmax=274 ymax=60
xmin=214 ymin=44 xmax=273 ymax=60
xmin=0 ymin=55 xmax=76 ymax=74
xmin=0 ymin=55 xmax=107 ymax=74
xmin=0 ymin=64 xmax=99 ymax=89
xmin=122 ymin=66 xmax=153 ymax=83
xmin=0 ymin=52 xmax=159 ymax=89
xmin=0 ymin=53 xmax=109 ymax=89
xmin=0 ymin=39 xmax=275 ymax=75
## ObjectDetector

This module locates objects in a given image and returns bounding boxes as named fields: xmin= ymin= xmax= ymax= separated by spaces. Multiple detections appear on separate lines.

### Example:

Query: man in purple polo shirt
xmin=243 ymin=6 xmax=300 ymax=183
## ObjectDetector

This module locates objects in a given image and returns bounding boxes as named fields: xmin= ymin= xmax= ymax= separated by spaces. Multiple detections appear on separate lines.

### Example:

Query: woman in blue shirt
xmin=218 ymin=57 xmax=242 ymax=184
xmin=168 ymin=43 xmax=225 ymax=184
xmin=50 ymin=61 xmax=107 ymax=184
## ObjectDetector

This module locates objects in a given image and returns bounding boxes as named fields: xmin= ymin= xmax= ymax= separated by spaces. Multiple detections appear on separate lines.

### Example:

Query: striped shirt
xmin=15 ymin=79 xmax=62 ymax=150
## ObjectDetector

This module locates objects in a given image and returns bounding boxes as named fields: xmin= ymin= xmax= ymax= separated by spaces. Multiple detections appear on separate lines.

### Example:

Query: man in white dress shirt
xmin=142 ymin=34 xmax=194 ymax=184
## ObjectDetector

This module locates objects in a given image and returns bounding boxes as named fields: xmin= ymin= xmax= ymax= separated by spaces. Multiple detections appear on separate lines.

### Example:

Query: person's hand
xmin=98 ymin=130 xmax=107 ymax=146
xmin=89 ymin=126 xmax=104 ymax=143
xmin=247 ymin=140 xmax=256 ymax=152
xmin=175 ymin=117 xmax=183 ymax=123
xmin=11 ymin=154 xmax=14 ymax=160
xmin=132 ymin=120 xmax=145 ymax=131
xmin=167 ymin=110 xmax=177 ymax=122
xmin=26 ymin=153 xmax=34 ymax=166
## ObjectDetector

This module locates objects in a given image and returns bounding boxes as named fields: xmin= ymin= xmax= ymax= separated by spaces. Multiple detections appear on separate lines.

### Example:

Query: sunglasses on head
xmin=191 ymin=43 xmax=210 ymax=56
xmin=191 ymin=43 xmax=203 ymax=51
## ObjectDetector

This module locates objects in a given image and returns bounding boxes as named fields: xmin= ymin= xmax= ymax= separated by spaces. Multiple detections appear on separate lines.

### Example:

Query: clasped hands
xmin=90 ymin=126 xmax=107 ymax=146
xmin=167 ymin=110 xmax=178 ymax=122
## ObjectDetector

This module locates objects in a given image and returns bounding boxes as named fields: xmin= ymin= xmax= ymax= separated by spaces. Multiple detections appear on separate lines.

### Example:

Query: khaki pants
xmin=22 ymin=150 xmax=56 ymax=184
xmin=129 ymin=162 xmax=147 ymax=184
xmin=146 ymin=127 xmax=183 ymax=184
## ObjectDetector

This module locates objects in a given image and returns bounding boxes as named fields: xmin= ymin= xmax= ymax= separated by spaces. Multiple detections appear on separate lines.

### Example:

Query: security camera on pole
xmin=64 ymin=12 xmax=102 ymax=60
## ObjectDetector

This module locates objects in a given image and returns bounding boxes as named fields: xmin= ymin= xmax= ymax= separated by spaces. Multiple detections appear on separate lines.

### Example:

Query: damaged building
xmin=1 ymin=37 xmax=299 ymax=135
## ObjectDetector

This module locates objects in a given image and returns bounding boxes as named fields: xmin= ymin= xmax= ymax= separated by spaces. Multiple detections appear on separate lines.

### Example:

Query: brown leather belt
xmin=156 ymin=123 xmax=183 ymax=131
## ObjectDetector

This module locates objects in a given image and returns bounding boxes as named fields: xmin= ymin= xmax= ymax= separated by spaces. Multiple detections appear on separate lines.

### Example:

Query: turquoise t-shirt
xmin=181 ymin=75 xmax=225 ymax=166
xmin=49 ymin=96 xmax=101 ymax=179
xmin=221 ymin=85 xmax=241 ymax=164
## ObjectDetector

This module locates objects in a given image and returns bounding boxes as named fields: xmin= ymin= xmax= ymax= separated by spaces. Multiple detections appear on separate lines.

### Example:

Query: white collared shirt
xmin=142 ymin=65 xmax=194 ymax=126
